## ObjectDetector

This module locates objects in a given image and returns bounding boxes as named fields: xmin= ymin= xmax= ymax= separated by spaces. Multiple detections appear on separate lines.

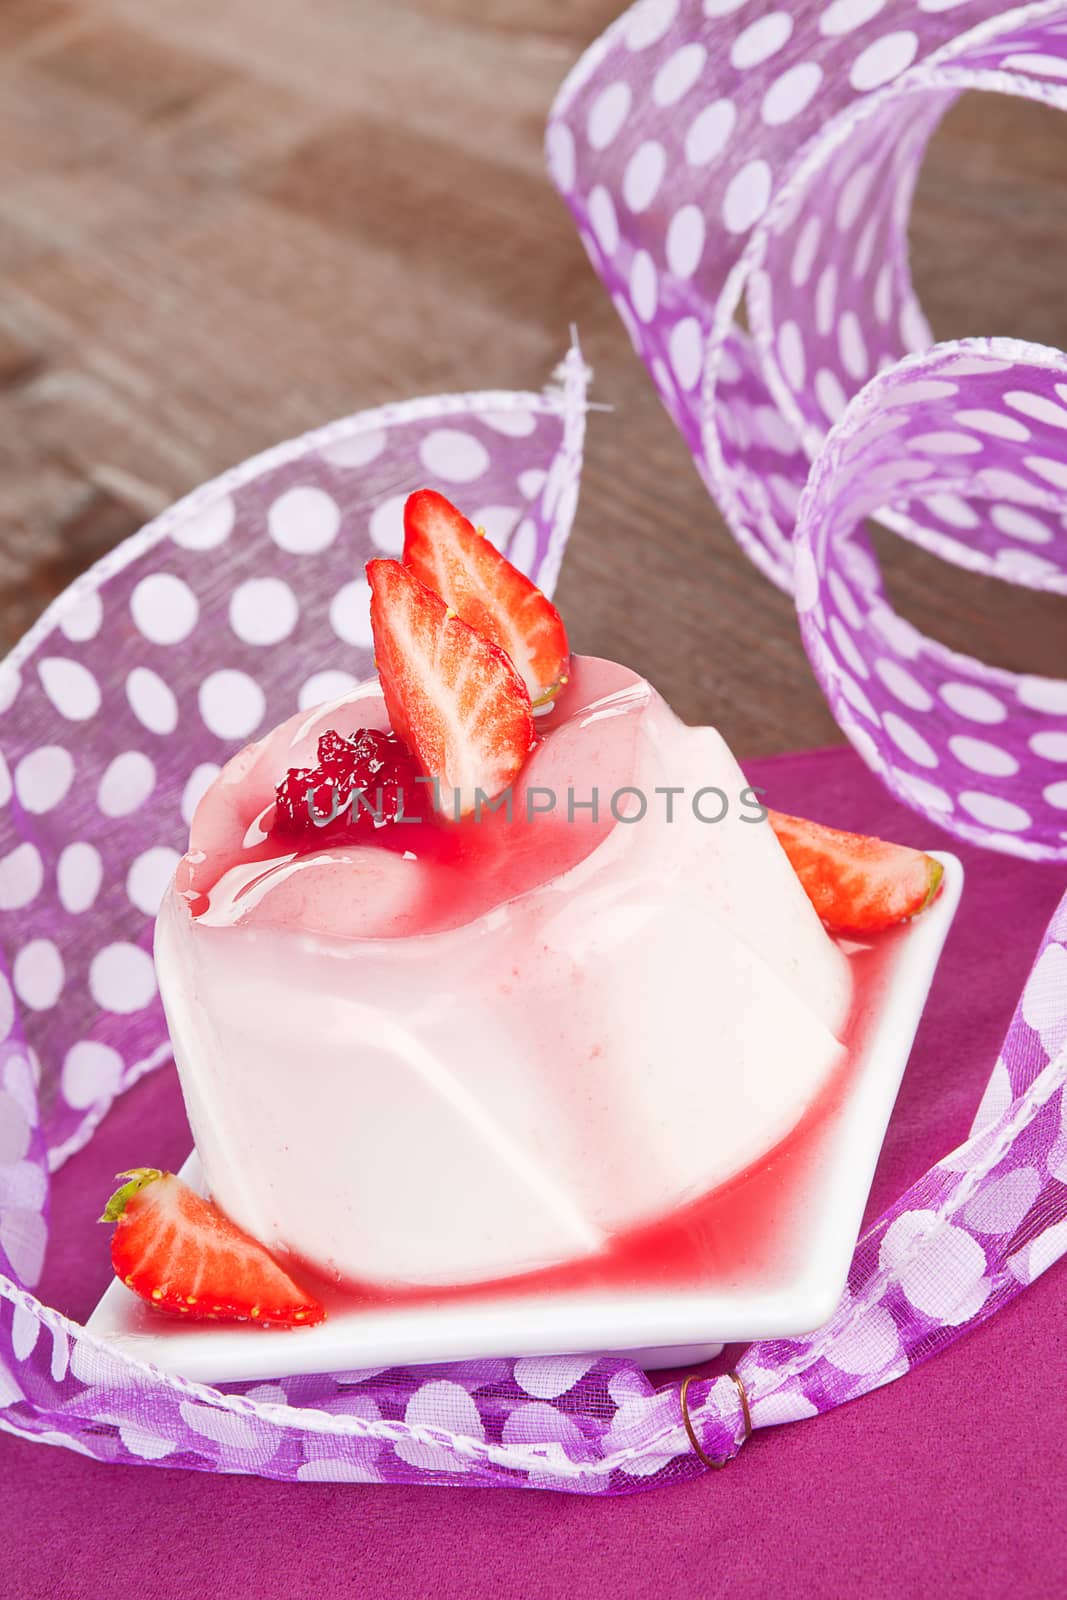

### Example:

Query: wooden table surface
xmin=2 ymin=0 xmax=1065 ymax=759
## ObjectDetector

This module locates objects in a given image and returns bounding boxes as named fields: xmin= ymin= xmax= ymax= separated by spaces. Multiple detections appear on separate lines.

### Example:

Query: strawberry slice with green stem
xmin=768 ymin=811 xmax=943 ymax=935
xmin=102 ymin=1168 xmax=325 ymax=1327
xmin=402 ymin=488 xmax=569 ymax=706
xmin=368 ymin=557 xmax=536 ymax=818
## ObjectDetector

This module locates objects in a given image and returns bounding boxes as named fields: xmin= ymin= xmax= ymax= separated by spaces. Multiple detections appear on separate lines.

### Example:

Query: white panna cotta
xmin=156 ymin=656 xmax=853 ymax=1288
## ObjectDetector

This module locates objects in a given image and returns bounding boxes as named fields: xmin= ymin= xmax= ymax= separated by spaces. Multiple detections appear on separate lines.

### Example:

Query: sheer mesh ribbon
xmin=548 ymin=0 xmax=1067 ymax=860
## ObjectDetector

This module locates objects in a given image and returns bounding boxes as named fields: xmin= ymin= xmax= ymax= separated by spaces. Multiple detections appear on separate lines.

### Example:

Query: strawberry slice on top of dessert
xmin=366 ymin=555 xmax=536 ymax=818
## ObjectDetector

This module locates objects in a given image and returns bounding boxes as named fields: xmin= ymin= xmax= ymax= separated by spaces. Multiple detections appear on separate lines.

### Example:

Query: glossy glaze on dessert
xmin=156 ymin=656 xmax=853 ymax=1288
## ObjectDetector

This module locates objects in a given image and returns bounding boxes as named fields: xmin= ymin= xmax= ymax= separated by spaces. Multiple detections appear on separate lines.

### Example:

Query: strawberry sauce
xmin=294 ymin=941 xmax=886 ymax=1317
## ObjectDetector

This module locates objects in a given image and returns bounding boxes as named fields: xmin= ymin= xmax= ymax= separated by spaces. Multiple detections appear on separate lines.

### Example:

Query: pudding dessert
xmin=105 ymin=491 xmax=942 ymax=1322
xmin=157 ymin=657 xmax=855 ymax=1288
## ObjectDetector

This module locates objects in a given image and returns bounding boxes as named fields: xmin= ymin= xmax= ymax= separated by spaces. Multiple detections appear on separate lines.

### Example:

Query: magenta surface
xmin=5 ymin=744 xmax=1065 ymax=1600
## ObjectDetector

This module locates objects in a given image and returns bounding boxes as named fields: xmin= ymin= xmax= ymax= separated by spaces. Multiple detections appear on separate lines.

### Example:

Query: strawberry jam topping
xmin=271 ymin=728 xmax=429 ymax=852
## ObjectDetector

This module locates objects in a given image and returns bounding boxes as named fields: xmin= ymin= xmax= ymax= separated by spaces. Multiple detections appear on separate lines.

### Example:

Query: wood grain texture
xmin=1 ymin=1 xmax=1065 ymax=759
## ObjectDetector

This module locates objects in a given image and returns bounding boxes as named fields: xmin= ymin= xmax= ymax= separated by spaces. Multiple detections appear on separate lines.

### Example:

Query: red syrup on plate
xmin=287 ymin=940 xmax=893 ymax=1318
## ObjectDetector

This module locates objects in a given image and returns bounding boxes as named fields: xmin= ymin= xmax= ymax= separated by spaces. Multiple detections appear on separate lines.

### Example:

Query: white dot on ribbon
xmin=850 ymin=30 xmax=919 ymax=92
xmin=89 ymin=943 xmax=158 ymax=1013
xmin=172 ymin=495 xmax=235 ymax=550
xmin=722 ymin=159 xmax=773 ymax=234
xmin=623 ymin=141 xmax=667 ymax=213
xmin=669 ymin=318 xmax=705 ymax=390
xmin=630 ymin=251 xmax=659 ymax=322
xmin=320 ymin=428 xmax=388 ymax=469
xmin=419 ymin=429 xmax=490 ymax=484
xmin=949 ymin=736 xmax=1019 ymax=778
xmin=625 ymin=0 xmax=679 ymax=50
xmin=130 ymin=574 xmax=199 ymax=645
xmin=686 ymin=100 xmax=736 ymax=164
xmin=587 ymin=82 xmax=632 ymax=150
xmin=546 ymin=123 xmax=576 ymax=194
xmin=198 ymin=671 xmax=266 ymax=741
xmin=62 ymin=1042 xmax=123 ymax=1110
xmin=126 ymin=667 xmax=178 ymax=735
xmin=989 ymin=505 xmax=1052 ymax=544
xmin=959 ymin=792 xmax=1033 ymax=833
xmin=329 ymin=580 xmax=374 ymax=648
xmin=268 ymin=487 xmax=341 ymax=554
xmin=653 ymin=44 xmax=706 ymax=107
xmin=229 ymin=578 xmax=300 ymax=646
xmin=762 ymin=63 xmax=823 ymax=127
xmin=14 ymin=747 xmax=74 ymax=814
xmin=666 ymin=205 xmax=705 ymax=277
xmin=821 ymin=0 xmax=888 ymax=38
xmin=57 ymin=842 xmax=103 ymax=914
xmin=731 ymin=13 xmax=793 ymax=72
xmin=38 ymin=658 xmax=101 ymax=722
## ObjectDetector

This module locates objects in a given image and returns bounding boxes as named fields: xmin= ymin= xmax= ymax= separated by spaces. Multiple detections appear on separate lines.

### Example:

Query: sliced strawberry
xmin=402 ymin=488 xmax=569 ymax=705
xmin=368 ymin=558 xmax=536 ymax=817
xmin=768 ymin=811 xmax=943 ymax=935
xmin=102 ymin=1168 xmax=325 ymax=1328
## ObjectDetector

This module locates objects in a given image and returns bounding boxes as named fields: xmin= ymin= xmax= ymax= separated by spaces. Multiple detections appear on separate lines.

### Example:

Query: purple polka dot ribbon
xmin=2 ymin=0 xmax=1067 ymax=1488
xmin=548 ymin=0 xmax=1067 ymax=861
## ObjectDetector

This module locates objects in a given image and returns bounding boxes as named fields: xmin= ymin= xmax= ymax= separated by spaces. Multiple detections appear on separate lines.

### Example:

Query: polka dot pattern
xmin=623 ymin=140 xmax=667 ymax=212
xmin=126 ymin=667 xmax=179 ymax=736
xmin=297 ymin=669 xmax=359 ymax=711
xmin=126 ymin=847 xmax=182 ymax=917
xmin=587 ymin=82 xmax=631 ymax=149
xmin=229 ymin=578 xmax=300 ymax=646
xmin=329 ymin=581 xmax=374 ymax=648
xmin=547 ymin=6 xmax=1067 ymax=859
xmin=61 ymin=1041 xmax=123 ymax=1110
xmin=792 ymin=344 xmax=1067 ymax=858
xmin=38 ymin=657 xmax=102 ymax=722
xmin=178 ymin=764 xmax=220 ymax=829
xmin=97 ymin=752 xmax=157 ymax=818
xmin=198 ymin=672 xmax=266 ymax=741
xmin=13 ymin=940 xmax=64 ymax=1011
xmin=56 ymin=842 xmax=103 ymax=914
xmin=268 ymin=486 xmax=341 ymax=554
xmin=419 ymin=429 xmax=491 ymax=484
xmin=0 ymin=344 xmax=589 ymax=1249
xmin=0 ymin=844 xmax=43 ymax=912
xmin=56 ymin=590 xmax=103 ymax=643
xmin=130 ymin=574 xmax=199 ymax=645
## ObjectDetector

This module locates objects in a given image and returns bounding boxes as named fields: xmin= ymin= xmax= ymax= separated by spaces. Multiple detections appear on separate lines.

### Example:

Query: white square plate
xmin=88 ymin=851 xmax=961 ymax=1381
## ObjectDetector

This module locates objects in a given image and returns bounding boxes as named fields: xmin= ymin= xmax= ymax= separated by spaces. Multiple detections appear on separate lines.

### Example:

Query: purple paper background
xmin=5 ymin=745 xmax=1065 ymax=1598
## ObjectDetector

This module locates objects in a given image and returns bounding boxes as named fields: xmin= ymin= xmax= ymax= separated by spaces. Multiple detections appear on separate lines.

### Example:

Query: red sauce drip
xmin=290 ymin=946 xmax=885 ymax=1318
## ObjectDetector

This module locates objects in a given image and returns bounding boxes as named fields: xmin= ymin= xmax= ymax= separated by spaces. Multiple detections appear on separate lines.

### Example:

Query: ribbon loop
xmin=548 ymin=0 xmax=1067 ymax=858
